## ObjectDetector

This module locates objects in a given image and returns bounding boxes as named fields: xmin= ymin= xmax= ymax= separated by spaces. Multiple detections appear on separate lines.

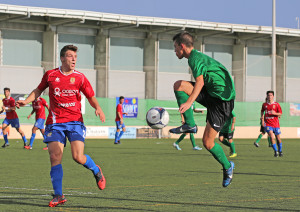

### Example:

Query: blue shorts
xmin=265 ymin=126 xmax=281 ymax=135
xmin=115 ymin=121 xmax=125 ymax=130
xmin=44 ymin=121 xmax=86 ymax=146
xmin=34 ymin=118 xmax=45 ymax=129
xmin=3 ymin=118 xmax=20 ymax=128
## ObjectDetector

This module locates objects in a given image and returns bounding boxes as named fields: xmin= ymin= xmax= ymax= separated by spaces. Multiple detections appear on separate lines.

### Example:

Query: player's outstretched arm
xmin=8 ymin=105 xmax=16 ymax=111
xmin=180 ymin=113 xmax=185 ymax=124
xmin=16 ymin=88 xmax=42 ymax=107
xmin=27 ymin=109 xmax=35 ymax=119
xmin=260 ymin=113 xmax=265 ymax=126
xmin=87 ymin=96 xmax=105 ymax=123
xmin=0 ymin=106 xmax=4 ymax=114
xmin=271 ymin=110 xmax=282 ymax=117
xmin=231 ymin=117 xmax=236 ymax=131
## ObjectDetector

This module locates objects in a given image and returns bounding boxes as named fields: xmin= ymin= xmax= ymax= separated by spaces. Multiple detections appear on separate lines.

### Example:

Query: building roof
xmin=1 ymin=3 xmax=300 ymax=39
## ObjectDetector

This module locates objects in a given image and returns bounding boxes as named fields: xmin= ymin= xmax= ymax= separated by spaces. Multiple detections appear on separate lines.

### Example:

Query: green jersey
xmin=188 ymin=49 xmax=235 ymax=101
xmin=220 ymin=111 xmax=236 ymax=133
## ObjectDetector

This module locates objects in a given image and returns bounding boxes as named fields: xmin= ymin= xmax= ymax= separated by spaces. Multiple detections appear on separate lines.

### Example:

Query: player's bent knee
xmin=72 ymin=154 xmax=85 ymax=165
xmin=49 ymin=153 xmax=63 ymax=164
xmin=202 ymin=141 xmax=214 ymax=150
xmin=173 ymin=80 xmax=183 ymax=91
xmin=203 ymin=144 xmax=211 ymax=150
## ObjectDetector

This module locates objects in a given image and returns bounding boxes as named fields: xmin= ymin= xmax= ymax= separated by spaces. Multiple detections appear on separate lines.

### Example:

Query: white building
xmin=0 ymin=4 xmax=300 ymax=102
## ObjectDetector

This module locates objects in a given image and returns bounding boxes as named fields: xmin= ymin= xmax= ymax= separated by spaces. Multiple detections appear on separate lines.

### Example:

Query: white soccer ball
xmin=146 ymin=107 xmax=169 ymax=129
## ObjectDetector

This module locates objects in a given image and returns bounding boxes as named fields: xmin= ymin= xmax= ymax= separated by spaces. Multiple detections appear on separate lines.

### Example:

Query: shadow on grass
xmin=0 ymin=198 xmax=158 ymax=211
xmin=64 ymin=195 xmax=300 ymax=212
xmin=0 ymin=192 xmax=299 ymax=211
xmin=185 ymin=170 xmax=299 ymax=178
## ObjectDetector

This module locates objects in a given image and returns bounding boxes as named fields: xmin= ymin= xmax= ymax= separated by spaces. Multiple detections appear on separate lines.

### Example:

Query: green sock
xmin=267 ymin=136 xmax=272 ymax=146
xmin=221 ymin=139 xmax=231 ymax=148
xmin=176 ymin=134 xmax=186 ymax=144
xmin=190 ymin=133 xmax=196 ymax=147
xmin=229 ymin=141 xmax=236 ymax=154
xmin=174 ymin=91 xmax=195 ymax=127
xmin=255 ymin=134 xmax=263 ymax=143
xmin=208 ymin=143 xmax=231 ymax=170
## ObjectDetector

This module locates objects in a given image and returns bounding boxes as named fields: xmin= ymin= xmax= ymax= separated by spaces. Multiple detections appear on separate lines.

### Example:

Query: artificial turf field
xmin=0 ymin=138 xmax=299 ymax=212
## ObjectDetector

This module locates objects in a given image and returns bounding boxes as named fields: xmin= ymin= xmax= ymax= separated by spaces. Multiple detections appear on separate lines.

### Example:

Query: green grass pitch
xmin=0 ymin=138 xmax=299 ymax=211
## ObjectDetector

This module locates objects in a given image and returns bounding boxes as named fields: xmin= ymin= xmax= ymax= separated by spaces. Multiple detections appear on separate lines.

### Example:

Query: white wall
xmin=77 ymin=69 xmax=97 ymax=96
xmin=286 ymin=78 xmax=300 ymax=103
xmin=108 ymin=70 xmax=145 ymax=99
xmin=245 ymin=76 xmax=271 ymax=102
xmin=157 ymin=72 xmax=192 ymax=100
xmin=0 ymin=66 xmax=43 ymax=94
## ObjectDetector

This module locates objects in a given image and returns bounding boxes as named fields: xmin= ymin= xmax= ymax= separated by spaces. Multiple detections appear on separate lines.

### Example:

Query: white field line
xmin=0 ymin=186 xmax=96 ymax=196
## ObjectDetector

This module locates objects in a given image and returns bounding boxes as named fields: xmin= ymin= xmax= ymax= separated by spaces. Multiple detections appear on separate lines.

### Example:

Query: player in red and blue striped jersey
xmin=261 ymin=90 xmax=283 ymax=157
xmin=17 ymin=45 xmax=106 ymax=207
xmin=25 ymin=97 xmax=49 ymax=150
xmin=0 ymin=87 xmax=28 ymax=148
xmin=114 ymin=96 xmax=127 ymax=144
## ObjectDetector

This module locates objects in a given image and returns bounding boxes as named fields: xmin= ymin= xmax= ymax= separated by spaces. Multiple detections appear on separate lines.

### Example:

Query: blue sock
xmin=118 ymin=131 xmax=124 ymax=140
xmin=50 ymin=164 xmax=63 ymax=196
xmin=22 ymin=136 xmax=27 ymax=145
xmin=83 ymin=155 xmax=100 ymax=175
xmin=278 ymin=143 xmax=282 ymax=152
xmin=3 ymin=134 xmax=9 ymax=144
xmin=272 ymin=143 xmax=278 ymax=152
xmin=115 ymin=131 xmax=120 ymax=143
xmin=29 ymin=133 xmax=36 ymax=147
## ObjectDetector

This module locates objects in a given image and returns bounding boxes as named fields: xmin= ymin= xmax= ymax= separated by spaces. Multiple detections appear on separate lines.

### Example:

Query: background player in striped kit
xmin=1 ymin=87 xmax=27 ymax=148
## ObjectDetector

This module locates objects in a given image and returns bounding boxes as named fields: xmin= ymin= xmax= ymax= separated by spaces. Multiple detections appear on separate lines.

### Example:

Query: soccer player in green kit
xmin=169 ymin=31 xmax=235 ymax=187
xmin=219 ymin=110 xmax=237 ymax=158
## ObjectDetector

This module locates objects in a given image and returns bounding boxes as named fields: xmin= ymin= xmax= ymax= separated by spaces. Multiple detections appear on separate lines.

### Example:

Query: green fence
xmin=12 ymin=96 xmax=300 ymax=127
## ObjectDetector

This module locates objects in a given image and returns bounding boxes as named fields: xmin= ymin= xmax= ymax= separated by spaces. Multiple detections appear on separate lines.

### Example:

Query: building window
xmin=287 ymin=49 xmax=300 ymax=78
xmin=110 ymin=37 xmax=144 ymax=71
xmin=159 ymin=40 xmax=188 ymax=73
xmin=2 ymin=30 xmax=42 ymax=66
xmin=247 ymin=47 xmax=271 ymax=77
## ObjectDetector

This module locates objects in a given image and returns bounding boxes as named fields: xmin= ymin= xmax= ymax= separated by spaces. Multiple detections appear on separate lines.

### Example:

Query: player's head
xmin=173 ymin=31 xmax=194 ymax=59
xmin=60 ymin=45 xmax=78 ymax=71
xmin=3 ymin=87 xmax=10 ymax=97
xmin=266 ymin=90 xmax=274 ymax=102
xmin=119 ymin=96 xmax=124 ymax=104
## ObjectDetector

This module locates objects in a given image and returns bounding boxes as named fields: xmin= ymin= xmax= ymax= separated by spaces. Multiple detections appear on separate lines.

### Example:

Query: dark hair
xmin=60 ymin=45 xmax=78 ymax=57
xmin=266 ymin=90 xmax=274 ymax=96
xmin=172 ymin=31 xmax=194 ymax=48
xmin=4 ymin=87 xmax=10 ymax=92
xmin=119 ymin=96 xmax=124 ymax=100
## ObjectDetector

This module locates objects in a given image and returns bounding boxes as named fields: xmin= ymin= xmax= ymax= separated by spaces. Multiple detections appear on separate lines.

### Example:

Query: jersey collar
xmin=59 ymin=66 xmax=75 ymax=76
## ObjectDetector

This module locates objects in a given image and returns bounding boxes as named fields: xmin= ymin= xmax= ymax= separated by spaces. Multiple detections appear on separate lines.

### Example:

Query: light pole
xmin=296 ymin=17 xmax=299 ymax=29
xmin=272 ymin=0 xmax=276 ymax=93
